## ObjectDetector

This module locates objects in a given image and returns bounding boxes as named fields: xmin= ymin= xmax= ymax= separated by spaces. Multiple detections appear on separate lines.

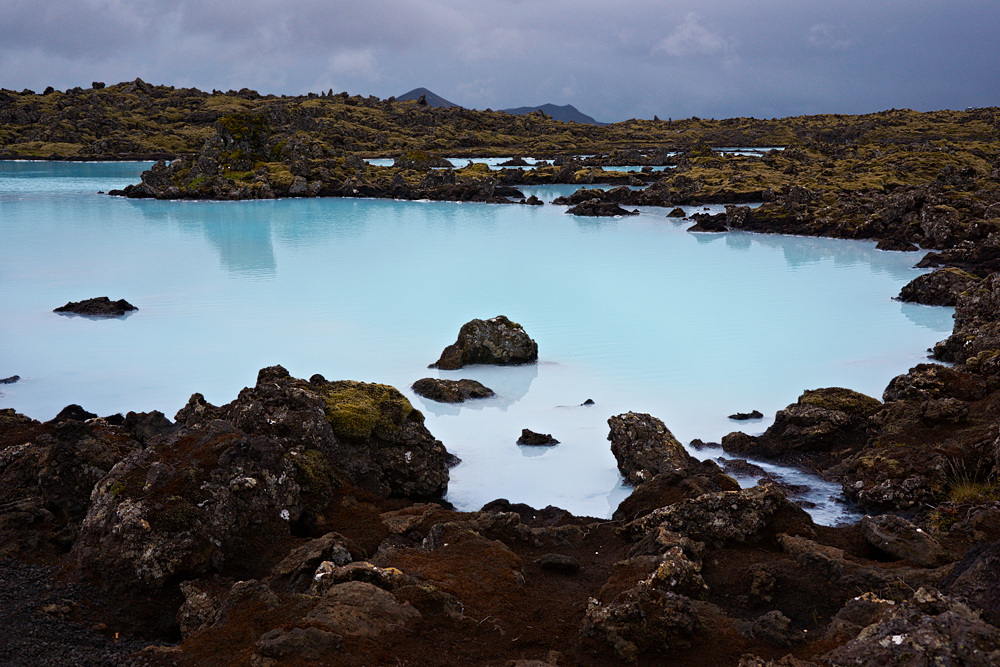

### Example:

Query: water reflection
xmin=899 ymin=301 xmax=954 ymax=333
xmin=126 ymin=199 xmax=277 ymax=277
xmin=416 ymin=363 xmax=539 ymax=416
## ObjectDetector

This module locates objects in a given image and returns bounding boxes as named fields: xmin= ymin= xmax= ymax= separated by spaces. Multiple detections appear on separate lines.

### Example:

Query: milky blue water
xmin=0 ymin=161 xmax=953 ymax=521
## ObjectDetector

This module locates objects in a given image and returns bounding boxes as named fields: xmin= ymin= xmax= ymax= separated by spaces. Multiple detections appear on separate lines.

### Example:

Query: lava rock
xmin=728 ymin=410 xmax=763 ymax=420
xmin=53 ymin=297 xmax=138 ymax=317
xmin=860 ymin=514 xmax=951 ymax=567
xmin=430 ymin=316 xmax=538 ymax=370
xmin=898 ymin=267 xmax=979 ymax=306
xmin=411 ymin=378 xmax=495 ymax=403
xmin=517 ymin=429 xmax=559 ymax=446
xmin=565 ymin=199 xmax=639 ymax=217
xmin=607 ymin=412 xmax=697 ymax=486
xmin=822 ymin=588 xmax=1000 ymax=666
xmin=876 ymin=237 xmax=920 ymax=251
xmin=0 ymin=375 xmax=19 ymax=384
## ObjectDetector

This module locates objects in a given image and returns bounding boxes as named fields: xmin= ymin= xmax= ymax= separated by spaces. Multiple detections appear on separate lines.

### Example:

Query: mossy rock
xmin=320 ymin=381 xmax=422 ymax=442
xmin=797 ymin=387 xmax=881 ymax=417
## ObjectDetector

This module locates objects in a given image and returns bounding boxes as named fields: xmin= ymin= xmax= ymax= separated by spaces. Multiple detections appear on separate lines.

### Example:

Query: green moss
xmin=321 ymin=380 xmax=421 ymax=441
xmin=798 ymin=387 xmax=881 ymax=416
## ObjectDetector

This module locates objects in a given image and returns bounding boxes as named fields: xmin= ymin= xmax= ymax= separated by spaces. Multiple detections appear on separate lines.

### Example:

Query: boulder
xmin=0 ymin=375 xmax=18 ymax=385
xmin=581 ymin=586 xmax=702 ymax=662
xmin=53 ymin=297 xmax=137 ymax=317
xmin=411 ymin=378 xmax=495 ymax=403
xmin=178 ymin=367 xmax=451 ymax=499
xmin=517 ymin=429 xmax=559 ymax=446
xmin=822 ymin=588 xmax=1000 ymax=666
xmin=607 ymin=412 xmax=696 ymax=485
xmin=624 ymin=484 xmax=815 ymax=548
xmin=430 ymin=316 xmax=538 ymax=370
xmin=859 ymin=514 xmax=951 ymax=567
xmin=944 ymin=540 xmax=1000 ymax=626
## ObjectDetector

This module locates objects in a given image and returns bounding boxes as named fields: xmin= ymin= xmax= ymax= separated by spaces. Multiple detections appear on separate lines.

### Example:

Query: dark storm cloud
xmin=1 ymin=0 xmax=997 ymax=121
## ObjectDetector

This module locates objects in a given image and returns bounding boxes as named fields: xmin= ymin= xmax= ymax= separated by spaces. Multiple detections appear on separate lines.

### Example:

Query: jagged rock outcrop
xmin=898 ymin=267 xmax=980 ymax=306
xmin=722 ymin=388 xmax=880 ymax=463
xmin=607 ymin=412 xmax=697 ymax=485
xmin=72 ymin=366 xmax=451 ymax=591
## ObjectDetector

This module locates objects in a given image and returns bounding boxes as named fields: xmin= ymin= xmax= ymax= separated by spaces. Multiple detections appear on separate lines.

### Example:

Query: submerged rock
xmin=411 ymin=378 xmax=495 ymax=403
xmin=430 ymin=316 xmax=538 ymax=370
xmin=0 ymin=375 xmax=19 ymax=384
xmin=53 ymin=297 xmax=137 ymax=317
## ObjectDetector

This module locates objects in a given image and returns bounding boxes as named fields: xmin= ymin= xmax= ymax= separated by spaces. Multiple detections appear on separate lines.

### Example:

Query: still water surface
xmin=0 ymin=161 xmax=953 ymax=520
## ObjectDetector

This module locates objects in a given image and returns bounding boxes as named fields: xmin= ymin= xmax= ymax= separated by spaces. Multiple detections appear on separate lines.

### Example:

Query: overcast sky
xmin=2 ymin=1 xmax=998 ymax=122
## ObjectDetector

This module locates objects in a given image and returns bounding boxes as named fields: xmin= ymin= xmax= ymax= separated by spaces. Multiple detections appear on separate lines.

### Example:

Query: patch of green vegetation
xmin=798 ymin=387 xmax=882 ymax=416
xmin=942 ymin=457 xmax=998 ymax=503
xmin=320 ymin=380 xmax=421 ymax=441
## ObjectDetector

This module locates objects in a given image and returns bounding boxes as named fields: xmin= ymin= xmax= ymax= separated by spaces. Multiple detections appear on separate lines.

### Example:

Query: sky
xmin=1 ymin=0 xmax=998 ymax=123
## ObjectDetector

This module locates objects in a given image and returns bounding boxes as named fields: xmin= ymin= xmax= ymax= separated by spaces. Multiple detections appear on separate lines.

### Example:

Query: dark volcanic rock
xmin=0 ymin=375 xmax=18 ymax=384
xmin=73 ymin=364 xmax=452 ymax=592
xmin=722 ymin=388 xmax=880 ymax=461
xmin=53 ymin=296 xmax=137 ymax=317
xmin=728 ymin=410 xmax=764 ymax=420
xmin=49 ymin=404 xmax=98 ymax=423
xmin=876 ymin=237 xmax=920 ymax=251
xmin=859 ymin=514 xmax=951 ymax=567
xmin=822 ymin=588 xmax=1000 ymax=666
xmin=607 ymin=412 xmax=697 ymax=485
xmin=411 ymin=378 xmax=495 ymax=403
xmin=517 ymin=429 xmax=559 ymax=446
xmin=687 ymin=211 xmax=728 ymax=232
xmin=565 ymin=199 xmax=639 ymax=217
xmin=898 ymin=267 xmax=979 ymax=306
xmin=430 ymin=315 xmax=538 ymax=370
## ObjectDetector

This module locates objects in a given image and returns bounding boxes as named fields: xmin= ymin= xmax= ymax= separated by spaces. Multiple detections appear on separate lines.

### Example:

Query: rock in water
xmin=411 ymin=378 xmax=495 ymax=403
xmin=728 ymin=410 xmax=763 ymax=420
xmin=607 ymin=412 xmax=697 ymax=485
xmin=430 ymin=316 xmax=538 ymax=370
xmin=516 ymin=429 xmax=559 ymax=446
xmin=0 ymin=375 xmax=19 ymax=384
xmin=54 ymin=297 xmax=138 ymax=317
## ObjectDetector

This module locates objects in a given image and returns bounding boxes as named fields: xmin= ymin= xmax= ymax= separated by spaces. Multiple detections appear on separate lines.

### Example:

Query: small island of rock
xmin=54 ymin=297 xmax=138 ymax=317
xmin=430 ymin=315 xmax=538 ymax=370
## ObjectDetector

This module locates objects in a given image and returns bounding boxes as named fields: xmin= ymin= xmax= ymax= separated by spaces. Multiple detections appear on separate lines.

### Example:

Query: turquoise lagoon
xmin=0 ymin=161 xmax=953 ymax=521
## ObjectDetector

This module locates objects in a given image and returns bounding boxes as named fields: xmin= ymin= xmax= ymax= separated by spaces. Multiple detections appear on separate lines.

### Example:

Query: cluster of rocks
xmin=1 ymin=361 xmax=999 ymax=664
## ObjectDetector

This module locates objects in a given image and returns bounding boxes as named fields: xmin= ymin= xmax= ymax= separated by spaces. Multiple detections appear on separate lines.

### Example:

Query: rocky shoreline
xmin=3 ymin=334 xmax=1000 ymax=665
xmin=5 ymin=87 xmax=1000 ymax=664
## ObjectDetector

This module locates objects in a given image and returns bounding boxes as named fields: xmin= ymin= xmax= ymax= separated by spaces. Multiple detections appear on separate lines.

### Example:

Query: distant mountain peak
xmin=500 ymin=103 xmax=607 ymax=126
xmin=397 ymin=88 xmax=461 ymax=108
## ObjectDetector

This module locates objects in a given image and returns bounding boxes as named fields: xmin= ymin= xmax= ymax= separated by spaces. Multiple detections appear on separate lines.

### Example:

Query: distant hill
xmin=500 ymin=103 xmax=608 ymax=126
xmin=397 ymin=87 xmax=461 ymax=108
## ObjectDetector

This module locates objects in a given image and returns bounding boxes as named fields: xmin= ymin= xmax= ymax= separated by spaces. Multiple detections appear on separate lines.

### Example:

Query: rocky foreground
xmin=2 ymin=353 xmax=1000 ymax=665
